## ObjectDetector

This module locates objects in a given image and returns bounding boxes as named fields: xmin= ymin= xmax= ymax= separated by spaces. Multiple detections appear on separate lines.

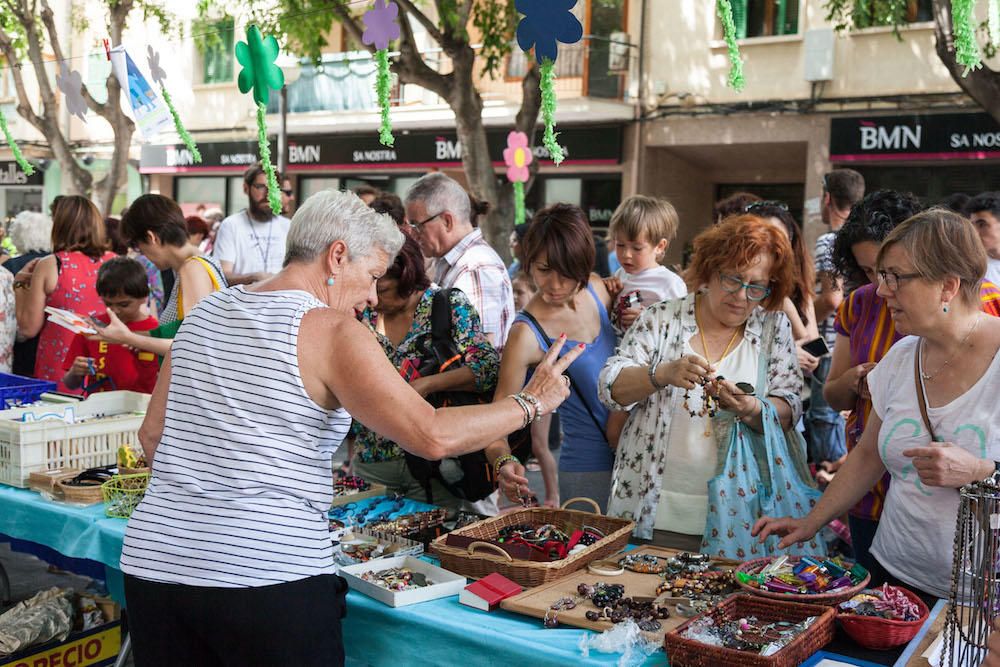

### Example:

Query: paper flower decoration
xmin=236 ymin=25 xmax=285 ymax=215
xmin=0 ymin=108 xmax=34 ymax=176
xmin=362 ymin=0 xmax=400 ymax=147
xmin=514 ymin=0 xmax=582 ymax=166
xmin=952 ymin=0 xmax=983 ymax=74
xmin=717 ymin=0 xmax=745 ymax=91
xmin=147 ymin=47 xmax=201 ymax=164
xmin=503 ymin=131 xmax=532 ymax=225
xmin=56 ymin=63 xmax=88 ymax=122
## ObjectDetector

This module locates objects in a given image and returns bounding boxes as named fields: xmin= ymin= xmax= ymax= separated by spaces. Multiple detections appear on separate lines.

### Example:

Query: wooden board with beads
xmin=499 ymin=545 xmax=739 ymax=643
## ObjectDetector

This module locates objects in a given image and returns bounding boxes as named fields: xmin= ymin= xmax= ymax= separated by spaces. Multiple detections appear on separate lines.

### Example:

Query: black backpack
xmin=402 ymin=289 xmax=499 ymax=504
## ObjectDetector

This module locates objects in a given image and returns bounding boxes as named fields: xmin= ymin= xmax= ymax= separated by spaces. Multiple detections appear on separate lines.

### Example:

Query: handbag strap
xmin=517 ymin=309 xmax=607 ymax=437
xmin=914 ymin=342 xmax=938 ymax=442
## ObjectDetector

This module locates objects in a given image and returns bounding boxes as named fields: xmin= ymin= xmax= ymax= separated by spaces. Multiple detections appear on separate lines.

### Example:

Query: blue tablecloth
xmin=0 ymin=486 xmax=662 ymax=666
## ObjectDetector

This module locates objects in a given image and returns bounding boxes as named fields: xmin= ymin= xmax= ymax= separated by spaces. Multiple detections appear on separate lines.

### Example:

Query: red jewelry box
xmin=459 ymin=573 xmax=523 ymax=611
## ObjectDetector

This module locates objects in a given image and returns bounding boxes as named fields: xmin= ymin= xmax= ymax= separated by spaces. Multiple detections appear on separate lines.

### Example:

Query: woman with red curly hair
xmin=599 ymin=215 xmax=805 ymax=549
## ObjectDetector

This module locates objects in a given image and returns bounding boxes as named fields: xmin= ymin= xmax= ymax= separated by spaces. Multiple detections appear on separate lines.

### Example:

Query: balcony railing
xmin=266 ymin=51 xmax=401 ymax=114
xmin=505 ymin=36 xmax=634 ymax=101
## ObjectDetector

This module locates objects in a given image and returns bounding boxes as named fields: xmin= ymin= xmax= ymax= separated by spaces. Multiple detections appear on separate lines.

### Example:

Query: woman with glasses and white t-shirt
xmin=599 ymin=215 xmax=804 ymax=550
xmin=755 ymin=209 xmax=1000 ymax=606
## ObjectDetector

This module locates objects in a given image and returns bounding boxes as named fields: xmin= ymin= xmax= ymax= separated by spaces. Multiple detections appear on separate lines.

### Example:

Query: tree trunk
xmin=932 ymin=0 xmax=1000 ymax=124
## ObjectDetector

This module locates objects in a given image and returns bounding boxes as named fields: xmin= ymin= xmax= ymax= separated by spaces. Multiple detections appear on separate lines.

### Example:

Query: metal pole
xmin=277 ymin=85 xmax=288 ymax=178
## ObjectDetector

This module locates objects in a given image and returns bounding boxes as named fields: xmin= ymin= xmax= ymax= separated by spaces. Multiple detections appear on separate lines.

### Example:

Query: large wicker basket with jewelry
xmin=429 ymin=498 xmax=633 ymax=587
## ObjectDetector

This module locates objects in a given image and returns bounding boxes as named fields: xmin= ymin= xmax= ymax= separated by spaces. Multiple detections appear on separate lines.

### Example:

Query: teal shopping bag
xmin=702 ymin=400 xmax=826 ymax=560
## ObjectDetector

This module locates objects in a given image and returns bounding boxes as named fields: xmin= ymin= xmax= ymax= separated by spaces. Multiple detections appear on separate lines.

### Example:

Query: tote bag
xmin=702 ymin=319 xmax=826 ymax=560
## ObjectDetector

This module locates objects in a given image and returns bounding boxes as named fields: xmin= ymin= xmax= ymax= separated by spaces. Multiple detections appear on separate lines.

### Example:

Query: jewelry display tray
xmin=500 ymin=546 xmax=737 ymax=643
xmin=340 ymin=555 xmax=467 ymax=607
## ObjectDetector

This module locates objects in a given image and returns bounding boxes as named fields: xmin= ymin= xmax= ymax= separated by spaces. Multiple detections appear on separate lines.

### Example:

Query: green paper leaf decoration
xmin=952 ymin=0 xmax=982 ymax=75
xmin=160 ymin=88 xmax=202 ymax=164
xmin=540 ymin=59 xmax=565 ymax=166
xmin=375 ymin=49 xmax=394 ymax=147
xmin=236 ymin=25 xmax=285 ymax=106
xmin=717 ymin=0 xmax=745 ymax=91
xmin=513 ymin=181 xmax=525 ymax=226
xmin=0 ymin=108 xmax=34 ymax=176
xmin=256 ymin=103 xmax=282 ymax=216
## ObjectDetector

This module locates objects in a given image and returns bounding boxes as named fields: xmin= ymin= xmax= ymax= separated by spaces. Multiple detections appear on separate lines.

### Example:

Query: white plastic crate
xmin=0 ymin=391 xmax=150 ymax=488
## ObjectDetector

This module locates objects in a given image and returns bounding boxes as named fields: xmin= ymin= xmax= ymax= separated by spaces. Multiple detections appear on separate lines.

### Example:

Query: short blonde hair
xmin=608 ymin=195 xmax=679 ymax=245
xmin=877 ymin=208 xmax=986 ymax=305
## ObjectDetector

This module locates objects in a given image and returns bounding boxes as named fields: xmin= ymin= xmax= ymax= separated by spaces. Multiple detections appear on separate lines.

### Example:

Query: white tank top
xmin=120 ymin=286 xmax=350 ymax=587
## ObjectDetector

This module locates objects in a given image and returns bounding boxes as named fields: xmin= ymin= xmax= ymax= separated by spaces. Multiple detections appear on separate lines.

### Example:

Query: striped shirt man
xmin=433 ymin=228 xmax=514 ymax=348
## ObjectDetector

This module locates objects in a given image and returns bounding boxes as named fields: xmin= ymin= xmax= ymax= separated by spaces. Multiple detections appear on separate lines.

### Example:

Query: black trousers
xmin=124 ymin=573 xmax=348 ymax=667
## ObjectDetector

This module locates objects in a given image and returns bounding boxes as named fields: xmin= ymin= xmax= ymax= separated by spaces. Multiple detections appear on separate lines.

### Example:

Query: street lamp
xmin=275 ymin=53 xmax=302 ymax=178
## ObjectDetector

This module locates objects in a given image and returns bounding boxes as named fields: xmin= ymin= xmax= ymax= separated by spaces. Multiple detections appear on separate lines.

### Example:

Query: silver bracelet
xmin=508 ymin=394 xmax=532 ymax=429
xmin=648 ymin=362 xmax=668 ymax=390
xmin=518 ymin=391 xmax=543 ymax=423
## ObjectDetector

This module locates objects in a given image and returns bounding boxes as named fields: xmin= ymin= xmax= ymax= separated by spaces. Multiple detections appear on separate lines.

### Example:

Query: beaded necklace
xmin=692 ymin=295 xmax=743 ymax=436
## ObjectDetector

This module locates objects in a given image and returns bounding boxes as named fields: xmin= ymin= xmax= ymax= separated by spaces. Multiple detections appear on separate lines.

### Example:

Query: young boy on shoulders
xmin=62 ymin=257 xmax=159 ymax=394
xmin=605 ymin=195 xmax=686 ymax=333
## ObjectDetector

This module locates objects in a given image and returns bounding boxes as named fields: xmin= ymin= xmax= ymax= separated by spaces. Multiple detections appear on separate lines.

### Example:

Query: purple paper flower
xmin=362 ymin=0 xmax=401 ymax=51
xmin=515 ymin=0 xmax=583 ymax=64
xmin=56 ymin=63 xmax=88 ymax=122
xmin=147 ymin=46 xmax=167 ymax=85
xmin=503 ymin=131 xmax=532 ymax=183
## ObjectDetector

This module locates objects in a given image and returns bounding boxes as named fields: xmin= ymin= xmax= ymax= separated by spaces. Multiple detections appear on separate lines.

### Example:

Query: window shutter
xmin=775 ymin=0 xmax=787 ymax=35
xmin=730 ymin=0 xmax=748 ymax=40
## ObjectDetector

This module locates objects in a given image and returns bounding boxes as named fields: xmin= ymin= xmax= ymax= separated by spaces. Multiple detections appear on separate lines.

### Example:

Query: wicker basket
xmin=837 ymin=586 xmax=929 ymax=650
xmin=428 ymin=497 xmax=633 ymax=587
xmin=735 ymin=556 xmax=871 ymax=605
xmin=101 ymin=472 xmax=150 ymax=518
xmin=58 ymin=477 xmax=106 ymax=504
xmin=663 ymin=594 xmax=835 ymax=667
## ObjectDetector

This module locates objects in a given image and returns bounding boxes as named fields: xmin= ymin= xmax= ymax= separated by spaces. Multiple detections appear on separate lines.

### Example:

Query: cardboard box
xmin=27 ymin=468 xmax=81 ymax=496
xmin=0 ymin=620 xmax=121 ymax=667
xmin=340 ymin=556 xmax=466 ymax=607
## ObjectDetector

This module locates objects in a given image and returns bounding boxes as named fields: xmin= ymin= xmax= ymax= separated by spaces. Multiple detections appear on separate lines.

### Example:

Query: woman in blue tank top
xmin=489 ymin=204 xmax=624 ymax=512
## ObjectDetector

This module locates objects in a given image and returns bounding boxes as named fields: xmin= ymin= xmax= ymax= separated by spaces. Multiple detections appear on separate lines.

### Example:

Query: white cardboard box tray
xmin=339 ymin=555 xmax=466 ymax=607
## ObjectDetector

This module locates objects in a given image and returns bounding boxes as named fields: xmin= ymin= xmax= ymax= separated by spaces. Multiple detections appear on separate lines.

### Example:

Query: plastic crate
xmin=0 ymin=391 xmax=150 ymax=488
xmin=0 ymin=373 xmax=57 ymax=409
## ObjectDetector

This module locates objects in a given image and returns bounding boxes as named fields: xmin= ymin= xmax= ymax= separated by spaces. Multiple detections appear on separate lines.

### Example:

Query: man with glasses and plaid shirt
xmin=213 ymin=164 xmax=292 ymax=286
xmin=404 ymin=173 xmax=514 ymax=349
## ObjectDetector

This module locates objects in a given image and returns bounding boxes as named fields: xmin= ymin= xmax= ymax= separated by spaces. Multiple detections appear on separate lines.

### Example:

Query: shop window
xmin=531 ymin=175 xmax=622 ymax=228
xmin=176 ymin=177 xmax=226 ymax=216
xmin=226 ymin=176 xmax=246 ymax=216
xmin=301 ymin=177 xmax=342 ymax=202
xmin=202 ymin=18 xmax=235 ymax=85
xmin=727 ymin=0 xmax=800 ymax=38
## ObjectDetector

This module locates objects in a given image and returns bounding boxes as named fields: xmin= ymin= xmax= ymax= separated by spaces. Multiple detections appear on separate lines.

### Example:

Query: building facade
xmin=636 ymin=0 xmax=1000 ymax=264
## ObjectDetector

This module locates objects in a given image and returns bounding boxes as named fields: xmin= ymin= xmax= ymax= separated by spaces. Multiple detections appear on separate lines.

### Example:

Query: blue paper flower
xmin=515 ymin=0 xmax=583 ymax=64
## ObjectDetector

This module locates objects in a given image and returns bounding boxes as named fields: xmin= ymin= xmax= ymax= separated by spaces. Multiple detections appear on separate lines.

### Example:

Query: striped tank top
xmin=120 ymin=286 xmax=350 ymax=587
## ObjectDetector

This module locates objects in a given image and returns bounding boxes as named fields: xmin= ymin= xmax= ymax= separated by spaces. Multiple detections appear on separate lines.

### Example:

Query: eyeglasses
xmin=876 ymin=270 xmax=921 ymax=291
xmin=408 ymin=211 xmax=444 ymax=231
xmin=719 ymin=272 xmax=772 ymax=301
xmin=744 ymin=200 xmax=790 ymax=214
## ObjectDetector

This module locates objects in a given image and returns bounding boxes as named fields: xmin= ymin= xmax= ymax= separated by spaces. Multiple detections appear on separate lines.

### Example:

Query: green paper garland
xmin=0 ymin=108 xmax=35 ymax=176
xmin=540 ymin=59 xmax=564 ymax=166
xmin=717 ymin=0 xmax=745 ymax=91
xmin=953 ymin=0 xmax=982 ymax=74
xmin=513 ymin=181 xmax=525 ymax=226
xmin=160 ymin=88 xmax=202 ymax=164
xmin=256 ymin=103 xmax=282 ymax=215
xmin=375 ymin=50 xmax=394 ymax=147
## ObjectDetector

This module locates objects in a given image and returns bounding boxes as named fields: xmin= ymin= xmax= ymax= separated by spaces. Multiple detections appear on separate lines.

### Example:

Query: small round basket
xmin=837 ymin=586 xmax=929 ymax=650
xmin=735 ymin=556 xmax=871 ymax=605
xmin=101 ymin=472 xmax=150 ymax=519
xmin=118 ymin=466 xmax=150 ymax=477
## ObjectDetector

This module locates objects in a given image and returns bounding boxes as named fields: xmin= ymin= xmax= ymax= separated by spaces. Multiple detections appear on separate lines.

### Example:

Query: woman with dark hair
xmin=91 ymin=194 xmax=227 ymax=357
xmin=350 ymin=234 xmax=500 ymax=509
xmin=14 ymin=195 xmax=116 ymax=391
xmin=368 ymin=192 xmax=406 ymax=227
xmin=820 ymin=190 xmax=1000 ymax=573
xmin=185 ymin=216 xmax=211 ymax=250
xmin=599 ymin=215 xmax=805 ymax=550
xmin=108 ymin=215 xmax=166 ymax=315
xmin=485 ymin=204 xmax=621 ymax=511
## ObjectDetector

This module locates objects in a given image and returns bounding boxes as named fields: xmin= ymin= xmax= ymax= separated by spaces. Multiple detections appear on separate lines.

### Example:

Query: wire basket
xmin=944 ymin=478 xmax=1000 ymax=666
xmin=101 ymin=472 xmax=150 ymax=519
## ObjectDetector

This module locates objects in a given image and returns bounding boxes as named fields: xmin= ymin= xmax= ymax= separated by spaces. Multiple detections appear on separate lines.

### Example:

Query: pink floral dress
xmin=34 ymin=250 xmax=116 ymax=392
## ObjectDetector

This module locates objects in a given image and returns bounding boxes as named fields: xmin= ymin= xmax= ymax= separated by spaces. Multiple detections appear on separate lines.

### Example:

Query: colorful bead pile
xmin=838 ymin=584 xmax=922 ymax=621
xmin=360 ymin=567 xmax=428 ymax=591
xmin=737 ymin=555 xmax=867 ymax=595
xmin=333 ymin=475 xmax=371 ymax=496
xmin=494 ymin=523 xmax=604 ymax=561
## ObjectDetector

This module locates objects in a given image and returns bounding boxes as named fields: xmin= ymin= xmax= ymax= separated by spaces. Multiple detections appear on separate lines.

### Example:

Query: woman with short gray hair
xmin=3 ymin=211 xmax=53 ymax=376
xmin=119 ymin=189 xmax=582 ymax=666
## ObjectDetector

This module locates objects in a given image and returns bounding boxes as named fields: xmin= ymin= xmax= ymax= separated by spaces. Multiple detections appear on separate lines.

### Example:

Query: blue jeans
xmin=806 ymin=355 xmax=847 ymax=462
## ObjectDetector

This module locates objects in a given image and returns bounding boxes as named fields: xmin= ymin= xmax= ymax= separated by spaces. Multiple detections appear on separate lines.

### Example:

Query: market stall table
xmin=0 ymin=485 xmax=943 ymax=666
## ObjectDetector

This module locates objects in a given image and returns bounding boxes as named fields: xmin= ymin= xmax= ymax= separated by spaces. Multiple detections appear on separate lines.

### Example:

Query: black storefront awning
xmin=830 ymin=112 xmax=1000 ymax=162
